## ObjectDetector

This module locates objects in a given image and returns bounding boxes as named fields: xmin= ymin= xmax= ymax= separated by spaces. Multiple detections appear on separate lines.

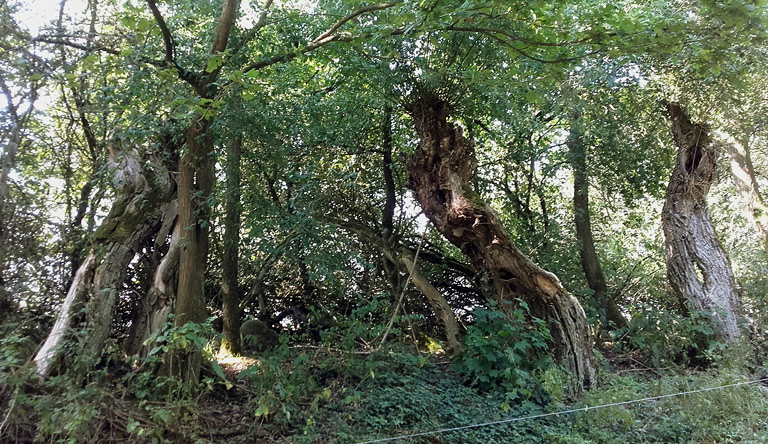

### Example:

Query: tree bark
xmin=406 ymin=94 xmax=595 ymax=391
xmin=34 ymin=145 xmax=174 ymax=376
xmin=568 ymin=116 xmax=627 ymax=329
xmin=221 ymin=135 xmax=243 ymax=355
xmin=124 ymin=204 xmax=179 ymax=357
xmin=399 ymin=255 xmax=463 ymax=354
xmin=661 ymin=102 xmax=742 ymax=342
xmin=172 ymin=120 xmax=214 ymax=382
xmin=722 ymin=132 xmax=768 ymax=256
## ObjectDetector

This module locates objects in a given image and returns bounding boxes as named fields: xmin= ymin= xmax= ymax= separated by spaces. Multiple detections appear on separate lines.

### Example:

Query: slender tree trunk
xmin=662 ymin=102 xmax=742 ymax=342
xmin=568 ymin=116 xmax=627 ymax=329
xmin=379 ymin=105 xmax=463 ymax=354
xmin=406 ymin=94 xmax=595 ymax=391
xmin=34 ymin=145 xmax=174 ymax=376
xmin=399 ymin=255 xmax=463 ymax=354
xmin=221 ymin=135 xmax=242 ymax=354
xmin=722 ymin=133 xmax=768 ymax=256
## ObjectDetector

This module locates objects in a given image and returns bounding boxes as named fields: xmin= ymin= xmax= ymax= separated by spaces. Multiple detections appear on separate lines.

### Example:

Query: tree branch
xmin=241 ymin=0 xmax=401 ymax=75
xmin=312 ymin=1 xmax=400 ymax=45
xmin=146 ymin=0 xmax=175 ymax=64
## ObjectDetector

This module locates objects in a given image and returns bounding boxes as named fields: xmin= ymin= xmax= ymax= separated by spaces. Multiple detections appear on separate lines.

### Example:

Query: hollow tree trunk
xmin=406 ymin=95 xmax=595 ymax=391
xmin=722 ymin=132 xmax=768 ymax=256
xmin=662 ymin=102 xmax=741 ymax=342
xmin=568 ymin=116 xmax=627 ymax=329
xmin=34 ymin=145 xmax=174 ymax=376
xmin=221 ymin=134 xmax=243 ymax=355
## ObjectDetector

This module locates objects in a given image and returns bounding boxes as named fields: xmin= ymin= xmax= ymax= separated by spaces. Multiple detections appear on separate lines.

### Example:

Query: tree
xmin=406 ymin=92 xmax=596 ymax=391
xmin=220 ymin=131 xmax=243 ymax=355
xmin=661 ymin=102 xmax=742 ymax=342
xmin=33 ymin=0 xmax=407 ymax=378
xmin=567 ymin=112 xmax=627 ymax=329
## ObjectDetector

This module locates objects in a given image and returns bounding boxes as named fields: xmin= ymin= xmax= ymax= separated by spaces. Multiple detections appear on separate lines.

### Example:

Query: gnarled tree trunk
xmin=662 ymin=102 xmax=741 ymax=342
xmin=406 ymin=94 xmax=596 ymax=391
xmin=123 ymin=206 xmax=179 ymax=357
xmin=35 ymin=145 xmax=174 ymax=376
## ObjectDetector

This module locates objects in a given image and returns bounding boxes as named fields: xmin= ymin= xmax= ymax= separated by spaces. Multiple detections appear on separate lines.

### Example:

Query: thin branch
xmin=241 ymin=0 xmax=401 ymax=75
xmin=231 ymin=0 xmax=274 ymax=55
xmin=445 ymin=25 xmax=591 ymax=48
xmin=31 ymin=36 xmax=120 ymax=55
xmin=146 ymin=0 xmax=175 ymax=64
xmin=312 ymin=1 xmax=400 ymax=45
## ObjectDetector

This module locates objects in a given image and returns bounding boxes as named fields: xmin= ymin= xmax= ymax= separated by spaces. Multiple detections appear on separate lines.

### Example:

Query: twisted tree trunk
xmin=406 ymin=95 xmax=595 ymax=391
xmin=34 ymin=144 xmax=174 ymax=376
xmin=662 ymin=102 xmax=741 ymax=342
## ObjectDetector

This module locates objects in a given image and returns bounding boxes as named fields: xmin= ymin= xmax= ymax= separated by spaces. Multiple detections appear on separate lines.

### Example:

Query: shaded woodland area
xmin=2 ymin=0 xmax=768 ymax=442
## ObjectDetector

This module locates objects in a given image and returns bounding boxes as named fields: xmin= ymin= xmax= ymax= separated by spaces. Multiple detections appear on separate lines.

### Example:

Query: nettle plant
xmin=454 ymin=301 xmax=555 ymax=403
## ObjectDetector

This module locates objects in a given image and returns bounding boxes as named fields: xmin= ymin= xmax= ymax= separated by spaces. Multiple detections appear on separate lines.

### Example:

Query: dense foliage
xmin=2 ymin=0 xmax=768 ymax=442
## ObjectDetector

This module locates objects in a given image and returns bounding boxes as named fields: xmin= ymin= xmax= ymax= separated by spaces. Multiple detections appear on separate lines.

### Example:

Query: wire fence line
xmin=355 ymin=377 xmax=768 ymax=444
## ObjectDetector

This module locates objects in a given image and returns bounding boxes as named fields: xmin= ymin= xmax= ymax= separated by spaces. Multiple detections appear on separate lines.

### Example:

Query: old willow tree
xmin=406 ymin=92 xmax=596 ymax=389
xmin=662 ymin=102 xmax=742 ymax=342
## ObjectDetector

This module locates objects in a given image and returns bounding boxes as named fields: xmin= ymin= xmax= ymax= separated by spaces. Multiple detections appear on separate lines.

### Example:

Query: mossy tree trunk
xmin=34 ymin=145 xmax=175 ymax=377
xmin=406 ymin=94 xmax=596 ymax=391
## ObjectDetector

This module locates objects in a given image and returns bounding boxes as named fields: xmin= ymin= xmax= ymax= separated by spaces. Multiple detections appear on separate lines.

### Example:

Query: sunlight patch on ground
xmin=217 ymin=354 xmax=258 ymax=377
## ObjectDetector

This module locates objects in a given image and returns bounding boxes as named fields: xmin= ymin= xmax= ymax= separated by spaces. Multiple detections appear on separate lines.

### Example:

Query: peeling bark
xmin=406 ymin=95 xmax=595 ymax=391
xmin=35 ymin=146 xmax=174 ymax=376
xmin=662 ymin=103 xmax=741 ymax=342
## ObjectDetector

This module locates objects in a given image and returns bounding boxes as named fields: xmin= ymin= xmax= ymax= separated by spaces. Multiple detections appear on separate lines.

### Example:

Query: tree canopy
xmin=2 ymin=0 xmax=768 ymax=442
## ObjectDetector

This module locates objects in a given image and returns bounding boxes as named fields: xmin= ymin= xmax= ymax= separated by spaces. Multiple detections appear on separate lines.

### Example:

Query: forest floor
xmin=168 ymin=345 xmax=768 ymax=444
xmin=3 ymin=344 xmax=768 ymax=444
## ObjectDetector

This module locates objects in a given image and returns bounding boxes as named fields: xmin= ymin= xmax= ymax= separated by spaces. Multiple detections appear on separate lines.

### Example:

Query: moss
xmin=461 ymin=183 xmax=486 ymax=208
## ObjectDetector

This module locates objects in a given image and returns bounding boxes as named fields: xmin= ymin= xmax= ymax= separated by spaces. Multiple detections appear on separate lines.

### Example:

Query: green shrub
xmin=453 ymin=301 xmax=554 ymax=403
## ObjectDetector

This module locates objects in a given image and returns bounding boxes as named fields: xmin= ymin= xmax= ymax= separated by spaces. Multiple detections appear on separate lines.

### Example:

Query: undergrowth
xmin=3 ymin=315 xmax=768 ymax=444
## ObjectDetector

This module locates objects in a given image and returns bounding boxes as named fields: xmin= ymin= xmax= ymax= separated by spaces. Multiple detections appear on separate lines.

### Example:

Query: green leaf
xmin=211 ymin=360 xmax=228 ymax=382
xmin=206 ymin=56 xmax=223 ymax=73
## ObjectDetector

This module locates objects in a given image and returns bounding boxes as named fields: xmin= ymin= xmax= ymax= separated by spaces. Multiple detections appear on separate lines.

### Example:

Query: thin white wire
xmin=355 ymin=377 xmax=768 ymax=444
